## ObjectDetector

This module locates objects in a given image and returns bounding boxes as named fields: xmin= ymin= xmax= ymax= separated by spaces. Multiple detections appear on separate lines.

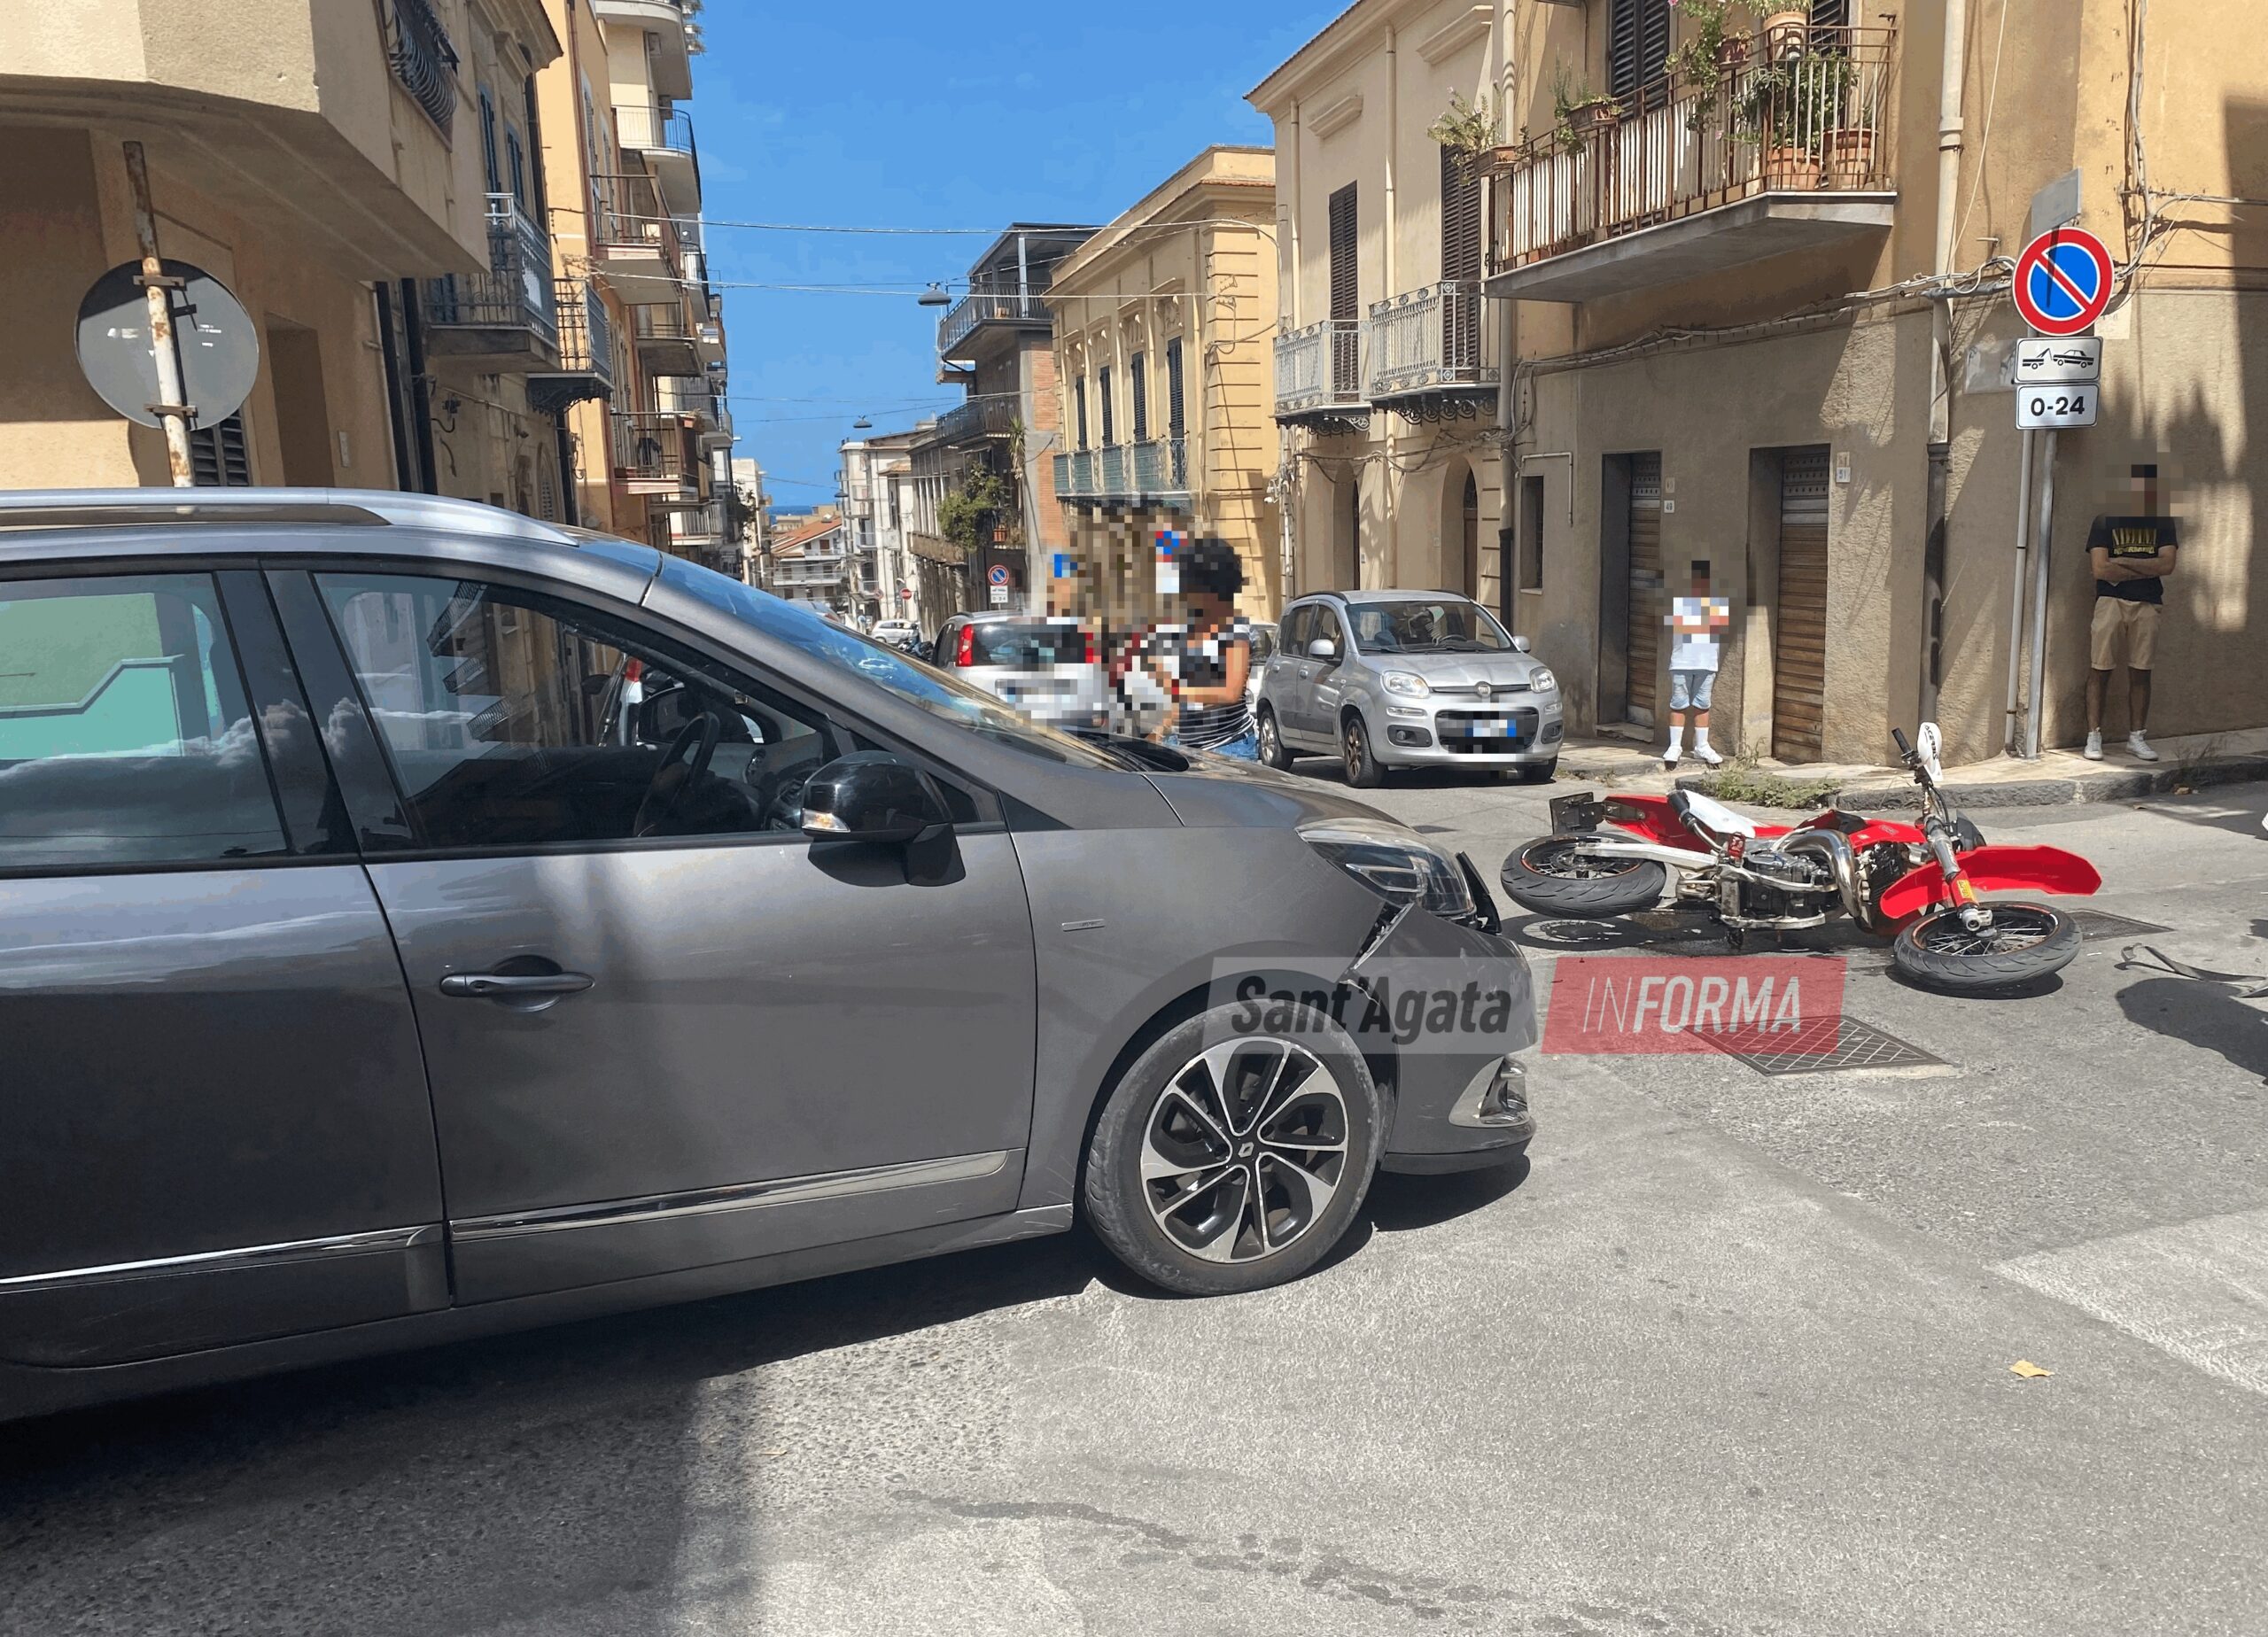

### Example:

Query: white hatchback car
xmin=871 ymin=617 xmax=921 ymax=650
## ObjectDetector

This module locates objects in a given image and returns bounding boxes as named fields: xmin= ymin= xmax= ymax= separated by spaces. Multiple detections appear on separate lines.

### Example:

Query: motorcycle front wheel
xmin=1890 ymin=902 xmax=2083 ymax=993
xmin=1500 ymin=836 xmax=1669 ymax=917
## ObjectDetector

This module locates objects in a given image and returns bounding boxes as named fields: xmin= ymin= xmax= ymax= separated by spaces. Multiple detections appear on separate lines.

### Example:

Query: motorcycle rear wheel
xmin=1500 ymin=836 xmax=1669 ymax=917
xmin=1890 ymin=902 xmax=2082 ymax=993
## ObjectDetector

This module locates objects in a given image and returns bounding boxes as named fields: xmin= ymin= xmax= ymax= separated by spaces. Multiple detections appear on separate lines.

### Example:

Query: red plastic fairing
xmin=1601 ymin=795 xmax=1704 ymax=849
xmin=1845 ymin=819 xmax=1928 ymax=849
xmin=1877 ymin=844 xmax=2103 ymax=921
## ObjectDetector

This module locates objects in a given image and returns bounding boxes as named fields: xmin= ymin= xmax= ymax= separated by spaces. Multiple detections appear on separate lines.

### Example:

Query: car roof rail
xmin=0 ymin=487 xmax=581 ymax=543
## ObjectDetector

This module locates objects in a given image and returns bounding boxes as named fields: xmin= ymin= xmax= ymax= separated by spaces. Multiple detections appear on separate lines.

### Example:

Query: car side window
xmin=1313 ymin=607 xmax=1345 ymax=655
xmin=1280 ymin=606 xmax=1311 ymax=655
xmin=316 ymin=572 xmax=842 ymax=851
xmin=0 ymin=572 xmax=288 ymax=872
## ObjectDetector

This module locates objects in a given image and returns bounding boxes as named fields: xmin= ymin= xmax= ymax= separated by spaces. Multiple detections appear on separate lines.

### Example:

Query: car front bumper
xmin=1371 ymin=698 xmax=1565 ymax=766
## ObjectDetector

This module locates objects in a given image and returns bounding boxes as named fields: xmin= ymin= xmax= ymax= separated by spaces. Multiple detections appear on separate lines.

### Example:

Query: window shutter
xmin=1165 ymin=338 xmax=1185 ymax=438
xmin=1099 ymin=365 xmax=1114 ymax=446
xmin=1811 ymin=0 xmax=1850 ymax=27
xmin=478 ymin=87 xmax=501 ymax=195
xmin=1608 ymin=0 xmax=1671 ymax=100
xmin=190 ymin=414 xmax=252 ymax=487
xmin=1130 ymin=352 xmax=1147 ymax=442
xmin=1440 ymin=144 xmax=1481 ymax=283
xmin=1075 ymin=376 xmax=1088 ymax=450
xmin=1328 ymin=184 xmax=1358 ymax=321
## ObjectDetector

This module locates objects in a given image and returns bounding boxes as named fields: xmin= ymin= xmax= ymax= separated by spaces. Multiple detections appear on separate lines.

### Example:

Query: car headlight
xmin=1380 ymin=671 xmax=1431 ymax=698
xmin=1529 ymin=667 xmax=1557 ymax=693
xmin=1300 ymin=818 xmax=1476 ymax=919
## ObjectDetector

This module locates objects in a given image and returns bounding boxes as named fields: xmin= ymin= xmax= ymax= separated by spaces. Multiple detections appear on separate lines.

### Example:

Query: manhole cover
xmin=1709 ymin=1016 xmax=1946 ymax=1076
xmin=2070 ymin=908 xmax=2172 ymax=941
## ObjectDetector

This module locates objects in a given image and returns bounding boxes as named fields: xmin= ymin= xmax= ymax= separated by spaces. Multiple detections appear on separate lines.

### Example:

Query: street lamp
xmin=916 ymin=283 xmax=953 ymax=308
xmin=851 ymin=415 xmax=872 ymax=430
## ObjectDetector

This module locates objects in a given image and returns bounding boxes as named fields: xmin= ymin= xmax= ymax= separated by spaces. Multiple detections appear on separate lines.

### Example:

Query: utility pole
xmin=122 ymin=141 xmax=197 ymax=487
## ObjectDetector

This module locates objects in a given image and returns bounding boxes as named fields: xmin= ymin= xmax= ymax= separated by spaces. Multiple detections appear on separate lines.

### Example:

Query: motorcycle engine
xmin=1724 ymin=844 xmax=1835 ymax=927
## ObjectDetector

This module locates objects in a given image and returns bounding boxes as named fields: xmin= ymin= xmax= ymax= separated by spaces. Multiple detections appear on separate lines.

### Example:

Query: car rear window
xmin=966 ymin=621 xmax=1091 ymax=668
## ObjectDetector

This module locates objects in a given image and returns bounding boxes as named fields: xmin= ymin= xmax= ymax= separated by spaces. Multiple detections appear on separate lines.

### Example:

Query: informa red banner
xmin=1540 ymin=956 xmax=1846 ymax=1056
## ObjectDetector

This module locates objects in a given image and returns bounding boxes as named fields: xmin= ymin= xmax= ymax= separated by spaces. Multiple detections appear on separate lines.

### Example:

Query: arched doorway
xmin=1440 ymin=459 xmax=1480 ymax=600
xmin=1461 ymin=471 xmax=1480 ymax=601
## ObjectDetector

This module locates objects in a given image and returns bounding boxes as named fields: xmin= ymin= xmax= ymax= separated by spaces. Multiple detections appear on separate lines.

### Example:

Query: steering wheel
xmin=633 ymin=710 xmax=722 ymax=837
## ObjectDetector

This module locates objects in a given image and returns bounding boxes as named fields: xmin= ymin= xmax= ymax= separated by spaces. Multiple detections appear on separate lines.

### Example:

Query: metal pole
xmin=2022 ymin=428 xmax=2059 ymax=759
xmin=2001 ymin=426 xmax=2035 ymax=754
xmin=122 ymin=141 xmax=196 ymax=486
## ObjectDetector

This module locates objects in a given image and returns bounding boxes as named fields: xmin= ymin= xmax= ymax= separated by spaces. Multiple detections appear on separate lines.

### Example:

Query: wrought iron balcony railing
xmin=589 ymin=171 xmax=679 ymax=275
xmin=386 ymin=0 xmax=459 ymax=136
xmin=936 ymin=290 xmax=1047 ymax=358
xmin=612 ymin=411 xmax=697 ymax=486
xmin=423 ymin=195 xmax=557 ymax=345
xmin=936 ymin=397 xmax=1017 ymax=445
xmin=559 ymin=280 xmax=613 ymax=385
xmin=1274 ymin=318 xmax=1365 ymax=418
xmin=1366 ymin=282 xmax=1495 ymax=400
xmin=1053 ymin=438 xmax=1186 ymax=502
xmin=1490 ymin=23 xmax=1897 ymax=275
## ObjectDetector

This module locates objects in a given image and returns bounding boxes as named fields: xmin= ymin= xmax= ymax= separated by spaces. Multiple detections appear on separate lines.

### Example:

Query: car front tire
xmin=1083 ymin=1001 xmax=1382 ymax=1296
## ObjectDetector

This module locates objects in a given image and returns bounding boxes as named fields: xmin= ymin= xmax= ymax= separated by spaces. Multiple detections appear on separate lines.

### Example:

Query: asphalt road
xmin=6 ymin=770 xmax=2268 ymax=1636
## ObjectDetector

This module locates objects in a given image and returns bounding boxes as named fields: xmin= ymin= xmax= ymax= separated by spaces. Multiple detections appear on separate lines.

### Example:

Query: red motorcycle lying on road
xmin=1500 ymin=726 xmax=2104 ymax=993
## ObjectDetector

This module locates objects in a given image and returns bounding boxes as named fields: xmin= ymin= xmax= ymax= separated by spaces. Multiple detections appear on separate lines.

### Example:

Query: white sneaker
xmin=1663 ymin=743 xmax=1682 ymax=767
xmin=1695 ymin=743 xmax=1724 ymax=766
xmin=2127 ymin=731 xmax=2160 ymax=762
xmin=2084 ymin=731 xmax=2104 ymax=760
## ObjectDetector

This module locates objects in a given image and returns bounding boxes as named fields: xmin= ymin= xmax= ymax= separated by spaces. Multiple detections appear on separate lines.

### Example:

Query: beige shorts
xmin=2090 ymin=597 xmax=2159 ymax=671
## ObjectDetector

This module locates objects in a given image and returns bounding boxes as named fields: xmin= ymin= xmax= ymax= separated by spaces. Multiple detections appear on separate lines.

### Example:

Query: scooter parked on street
xmin=1500 ymin=725 xmax=2104 ymax=993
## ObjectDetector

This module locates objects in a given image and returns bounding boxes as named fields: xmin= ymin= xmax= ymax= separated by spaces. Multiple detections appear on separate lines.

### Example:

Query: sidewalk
xmin=1557 ymin=726 xmax=2268 ymax=810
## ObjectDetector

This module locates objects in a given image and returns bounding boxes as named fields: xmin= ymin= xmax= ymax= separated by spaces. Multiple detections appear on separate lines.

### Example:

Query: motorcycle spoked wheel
xmin=1500 ymin=836 xmax=1670 ymax=917
xmin=1889 ymin=901 xmax=2083 ymax=993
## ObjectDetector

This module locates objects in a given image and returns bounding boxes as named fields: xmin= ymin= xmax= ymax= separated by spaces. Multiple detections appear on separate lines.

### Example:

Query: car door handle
xmin=439 ymin=971 xmax=594 ymax=1001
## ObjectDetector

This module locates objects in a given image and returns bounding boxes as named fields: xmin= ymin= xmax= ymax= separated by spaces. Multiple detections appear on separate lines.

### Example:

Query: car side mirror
xmin=800 ymin=752 xmax=952 ymax=846
xmin=1306 ymin=638 xmax=1338 ymax=662
xmin=1511 ymin=635 xmax=1533 ymax=653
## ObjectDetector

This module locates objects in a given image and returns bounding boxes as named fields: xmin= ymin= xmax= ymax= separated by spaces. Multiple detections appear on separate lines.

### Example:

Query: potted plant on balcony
xmin=1550 ymin=61 xmax=1621 ymax=153
xmin=1670 ymin=0 xmax=1751 ymax=132
xmin=1427 ymin=89 xmax=1507 ymax=177
xmin=1759 ymin=7 xmax=1810 ymax=60
xmin=1734 ymin=46 xmax=1852 ymax=191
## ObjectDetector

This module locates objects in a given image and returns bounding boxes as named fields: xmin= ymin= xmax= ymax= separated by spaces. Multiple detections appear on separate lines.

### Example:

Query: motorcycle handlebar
xmin=1891 ymin=728 xmax=1914 ymax=758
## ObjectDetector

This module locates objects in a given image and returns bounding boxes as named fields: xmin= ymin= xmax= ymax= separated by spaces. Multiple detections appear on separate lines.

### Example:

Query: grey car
xmin=0 ymin=490 xmax=1534 ymax=1420
xmin=1255 ymin=591 xmax=1565 ymax=787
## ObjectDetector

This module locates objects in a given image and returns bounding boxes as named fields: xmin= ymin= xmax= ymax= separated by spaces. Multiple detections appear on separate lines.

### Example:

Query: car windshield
xmin=654 ymin=555 xmax=1120 ymax=768
xmin=1345 ymin=599 xmax=1513 ymax=655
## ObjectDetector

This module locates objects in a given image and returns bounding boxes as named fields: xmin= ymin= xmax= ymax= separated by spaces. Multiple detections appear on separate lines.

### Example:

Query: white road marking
xmin=1999 ymin=1206 xmax=2268 ymax=1397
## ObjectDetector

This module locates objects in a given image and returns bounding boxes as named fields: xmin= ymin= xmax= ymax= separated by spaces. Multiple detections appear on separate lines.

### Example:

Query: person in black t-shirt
xmin=1138 ymin=538 xmax=1256 ymax=758
xmin=2083 ymin=463 xmax=2179 ymax=762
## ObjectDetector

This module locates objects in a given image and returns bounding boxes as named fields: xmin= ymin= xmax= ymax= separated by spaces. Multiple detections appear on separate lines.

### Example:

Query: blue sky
xmin=693 ymin=2 xmax=1342 ymax=509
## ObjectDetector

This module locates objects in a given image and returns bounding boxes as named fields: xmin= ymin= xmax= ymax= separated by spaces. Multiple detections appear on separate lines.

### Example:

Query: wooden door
xmin=1624 ymin=453 xmax=1664 ymax=726
xmin=1773 ymin=446 xmax=1831 ymax=760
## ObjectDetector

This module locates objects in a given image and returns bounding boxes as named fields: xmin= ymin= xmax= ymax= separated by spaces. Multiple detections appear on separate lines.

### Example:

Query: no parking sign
xmin=2013 ymin=226 xmax=2114 ymax=338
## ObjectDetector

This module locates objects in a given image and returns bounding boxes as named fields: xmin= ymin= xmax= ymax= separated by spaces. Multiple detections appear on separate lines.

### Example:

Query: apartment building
xmin=1255 ymin=0 xmax=2266 ymax=766
xmin=0 ymin=0 xmax=557 ymax=489
xmin=1248 ymin=1 xmax=1511 ymax=610
xmin=0 ymin=0 xmax=734 ymax=565
xmin=840 ymin=431 xmax=925 ymax=632
xmin=908 ymin=226 xmax=1095 ymax=613
xmin=1047 ymin=147 xmax=1284 ymax=621
xmin=731 ymin=454 xmax=772 ymax=585
xmin=766 ymin=513 xmax=850 ymax=610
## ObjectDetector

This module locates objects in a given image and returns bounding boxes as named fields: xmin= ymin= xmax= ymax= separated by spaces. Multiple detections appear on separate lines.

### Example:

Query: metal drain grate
xmin=2070 ymin=908 xmax=2172 ymax=941
xmin=1709 ymin=1015 xmax=1947 ymax=1076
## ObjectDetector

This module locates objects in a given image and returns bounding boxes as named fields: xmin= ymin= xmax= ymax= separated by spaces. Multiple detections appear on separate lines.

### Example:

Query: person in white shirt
xmin=1665 ymin=562 xmax=1731 ymax=767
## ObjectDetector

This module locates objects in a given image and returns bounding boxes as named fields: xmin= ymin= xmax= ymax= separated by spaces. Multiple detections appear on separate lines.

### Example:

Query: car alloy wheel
xmin=1139 ymin=1040 xmax=1349 ymax=1263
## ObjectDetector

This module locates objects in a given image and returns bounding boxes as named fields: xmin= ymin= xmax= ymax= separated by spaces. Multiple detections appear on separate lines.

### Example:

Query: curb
xmin=1674 ymin=753 xmax=2268 ymax=812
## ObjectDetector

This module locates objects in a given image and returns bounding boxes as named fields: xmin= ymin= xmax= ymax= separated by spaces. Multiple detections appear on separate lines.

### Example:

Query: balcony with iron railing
xmin=1053 ymin=438 xmax=1187 ymax=505
xmin=632 ymin=302 xmax=701 ymax=375
xmin=1273 ymin=318 xmax=1367 ymax=425
xmin=1366 ymin=282 xmax=1497 ymax=412
xmin=529 ymin=278 xmax=616 ymax=412
xmin=612 ymin=410 xmax=699 ymax=493
xmin=1486 ymin=22 xmax=1898 ymax=304
xmin=593 ymin=0 xmax=695 ymax=100
xmin=590 ymin=171 xmax=681 ymax=284
xmin=936 ymin=290 xmax=1049 ymax=360
xmin=936 ymin=396 xmax=1018 ymax=446
xmin=385 ymin=0 xmax=459 ymax=136
xmin=422 ymin=194 xmax=558 ymax=369
xmin=615 ymin=102 xmax=702 ymax=215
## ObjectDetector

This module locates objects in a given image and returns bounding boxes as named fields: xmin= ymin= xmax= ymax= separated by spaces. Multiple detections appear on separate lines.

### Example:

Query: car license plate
xmin=1459 ymin=718 xmax=1513 ymax=737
